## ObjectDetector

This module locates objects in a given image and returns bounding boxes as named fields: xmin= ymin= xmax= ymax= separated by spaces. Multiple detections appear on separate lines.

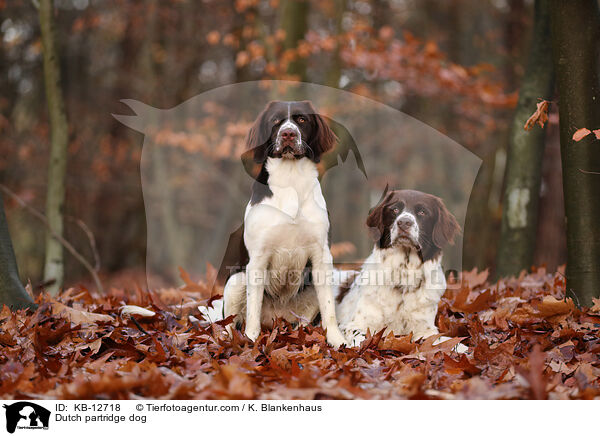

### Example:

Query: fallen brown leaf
xmin=524 ymin=100 xmax=549 ymax=130
xmin=51 ymin=302 xmax=114 ymax=324
xmin=572 ymin=127 xmax=592 ymax=142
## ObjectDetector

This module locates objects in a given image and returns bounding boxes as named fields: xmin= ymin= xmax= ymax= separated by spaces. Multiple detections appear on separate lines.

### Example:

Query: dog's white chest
xmin=336 ymin=246 xmax=445 ymax=339
xmin=243 ymin=158 xmax=330 ymax=298
xmin=244 ymin=158 xmax=329 ymax=246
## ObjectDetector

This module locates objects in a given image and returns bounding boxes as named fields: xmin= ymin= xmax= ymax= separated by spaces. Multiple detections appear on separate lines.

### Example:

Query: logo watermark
xmin=3 ymin=402 xmax=50 ymax=433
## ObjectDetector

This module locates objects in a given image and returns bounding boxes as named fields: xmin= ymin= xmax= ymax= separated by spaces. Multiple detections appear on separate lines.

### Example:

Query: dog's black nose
xmin=398 ymin=217 xmax=413 ymax=229
xmin=280 ymin=129 xmax=297 ymax=141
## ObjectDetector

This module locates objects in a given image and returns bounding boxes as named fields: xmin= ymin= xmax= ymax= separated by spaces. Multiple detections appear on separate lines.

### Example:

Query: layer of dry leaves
xmin=1 ymin=267 xmax=599 ymax=400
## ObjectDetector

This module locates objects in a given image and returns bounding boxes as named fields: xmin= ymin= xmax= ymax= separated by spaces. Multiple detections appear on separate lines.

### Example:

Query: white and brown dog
xmin=336 ymin=187 xmax=460 ymax=346
xmin=222 ymin=100 xmax=347 ymax=347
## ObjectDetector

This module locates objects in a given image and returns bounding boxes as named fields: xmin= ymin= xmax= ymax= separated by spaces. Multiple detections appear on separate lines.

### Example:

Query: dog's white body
xmin=336 ymin=245 xmax=446 ymax=346
xmin=224 ymin=157 xmax=346 ymax=347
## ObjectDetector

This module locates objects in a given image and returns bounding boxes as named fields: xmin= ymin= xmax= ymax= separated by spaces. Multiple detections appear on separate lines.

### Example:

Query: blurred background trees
xmin=0 ymin=0 xmax=579 ymax=295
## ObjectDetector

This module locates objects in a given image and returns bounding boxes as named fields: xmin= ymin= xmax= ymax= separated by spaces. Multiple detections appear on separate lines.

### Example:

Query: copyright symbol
xmin=136 ymin=404 xmax=143 ymax=411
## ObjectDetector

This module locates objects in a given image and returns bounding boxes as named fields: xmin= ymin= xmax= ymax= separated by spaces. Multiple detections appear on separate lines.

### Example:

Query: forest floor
xmin=1 ymin=267 xmax=599 ymax=400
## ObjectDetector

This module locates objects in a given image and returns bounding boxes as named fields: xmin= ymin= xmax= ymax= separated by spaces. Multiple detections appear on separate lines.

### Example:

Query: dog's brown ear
xmin=312 ymin=114 xmax=338 ymax=157
xmin=366 ymin=185 xmax=392 ymax=241
xmin=246 ymin=102 xmax=274 ymax=163
xmin=432 ymin=198 xmax=461 ymax=248
xmin=304 ymin=101 xmax=337 ymax=160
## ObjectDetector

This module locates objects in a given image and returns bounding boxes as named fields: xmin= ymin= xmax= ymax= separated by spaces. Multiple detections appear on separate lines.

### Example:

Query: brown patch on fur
xmin=432 ymin=197 xmax=461 ymax=248
xmin=308 ymin=103 xmax=337 ymax=158
xmin=336 ymin=270 xmax=360 ymax=304
xmin=244 ymin=100 xmax=338 ymax=164
xmin=365 ymin=186 xmax=393 ymax=242
xmin=365 ymin=187 xmax=461 ymax=260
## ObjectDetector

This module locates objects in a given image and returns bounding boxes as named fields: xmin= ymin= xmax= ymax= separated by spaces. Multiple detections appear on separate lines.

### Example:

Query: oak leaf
xmin=51 ymin=302 xmax=114 ymax=324
xmin=524 ymin=100 xmax=549 ymax=130
xmin=572 ymin=128 xmax=592 ymax=142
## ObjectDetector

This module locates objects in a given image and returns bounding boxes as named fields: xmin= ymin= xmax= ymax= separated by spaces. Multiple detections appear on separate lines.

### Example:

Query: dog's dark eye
xmin=417 ymin=209 xmax=427 ymax=216
xmin=272 ymin=118 xmax=280 ymax=125
xmin=297 ymin=116 xmax=306 ymax=123
xmin=392 ymin=207 xmax=400 ymax=214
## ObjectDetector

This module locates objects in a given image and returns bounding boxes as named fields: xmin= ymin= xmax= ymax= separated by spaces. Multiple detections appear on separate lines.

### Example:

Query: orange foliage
xmin=1 ymin=267 xmax=599 ymax=399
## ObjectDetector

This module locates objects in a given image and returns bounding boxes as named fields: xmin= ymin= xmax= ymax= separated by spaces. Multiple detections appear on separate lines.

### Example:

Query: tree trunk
xmin=321 ymin=0 xmax=371 ymax=261
xmin=496 ymin=0 xmax=554 ymax=278
xmin=550 ymin=0 xmax=600 ymax=306
xmin=325 ymin=0 xmax=345 ymax=88
xmin=463 ymin=153 xmax=500 ymax=271
xmin=0 ymin=193 xmax=36 ymax=310
xmin=39 ymin=0 xmax=69 ymax=295
xmin=533 ymin=116 xmax=566 ymax=271
xmin=280 ymin=0 xmax=309 ymax=80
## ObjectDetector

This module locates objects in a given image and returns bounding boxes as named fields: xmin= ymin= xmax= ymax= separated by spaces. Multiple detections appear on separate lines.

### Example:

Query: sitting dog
xmin=222 ymin=100 xmax=347 ymax=347
xmin=336 ymin=187 xmax=460 ymax=346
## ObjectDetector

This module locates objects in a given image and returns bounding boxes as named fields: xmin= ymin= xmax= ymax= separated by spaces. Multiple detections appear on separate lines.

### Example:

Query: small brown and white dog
xmin=335 ymin=187 xmax=460 ymax=346
xmin=221 ymin=100 xmax=347 ymax=348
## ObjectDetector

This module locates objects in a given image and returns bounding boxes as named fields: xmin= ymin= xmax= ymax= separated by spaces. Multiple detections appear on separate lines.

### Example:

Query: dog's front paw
xmin=326 ymin=328 xmax=348 ymax=348
xmin=245 ymin=325 xmax=261 ymax=342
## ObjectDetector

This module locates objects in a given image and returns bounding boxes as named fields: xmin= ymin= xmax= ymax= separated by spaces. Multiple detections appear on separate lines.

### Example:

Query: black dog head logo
xmin=3 ymin=402 xmax=50 ymax=433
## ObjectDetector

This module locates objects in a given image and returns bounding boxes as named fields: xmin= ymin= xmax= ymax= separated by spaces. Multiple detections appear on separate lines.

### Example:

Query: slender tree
xmin=496 ymin=0 xmax=554 ymax=278
xmin=280 ymin=0 xmax=309 ymax=80
xmin=322 ymin=0 xmax=371 ymax=258
xmin=549 ymin=0 xmax=600 ymax=306
xmin=39 ymin=0 xmax=69 ymax=295
xmin=0 ymin=193 xmax=36 ymax=310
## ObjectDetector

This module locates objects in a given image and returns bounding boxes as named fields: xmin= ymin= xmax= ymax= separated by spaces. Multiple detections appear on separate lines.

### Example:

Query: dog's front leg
xmin=311 ymin=248 xmax=347 ymax=348
xmin=223 ymin=271 xmax=247 ymax=336
xmin=245 ymin=256 xmax=268 ymax=342
xmin=413 ymin=260 xmax=447 ymax=339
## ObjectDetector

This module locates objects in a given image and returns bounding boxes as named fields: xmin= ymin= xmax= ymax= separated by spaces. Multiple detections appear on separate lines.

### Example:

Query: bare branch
xmin=66 ymin=215 xmax=101 ymax=271
xmin=0 ymin=184 xmax=104 ymax=293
